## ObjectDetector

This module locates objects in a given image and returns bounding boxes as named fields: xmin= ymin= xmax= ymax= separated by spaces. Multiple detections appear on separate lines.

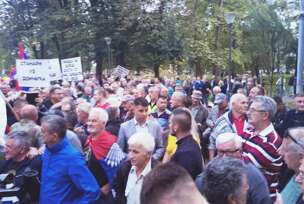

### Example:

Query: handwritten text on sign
xmin=16 ymin=59 xmax=62 ymax=87
xmin=61 ymin=57 xmax=83 ymax=81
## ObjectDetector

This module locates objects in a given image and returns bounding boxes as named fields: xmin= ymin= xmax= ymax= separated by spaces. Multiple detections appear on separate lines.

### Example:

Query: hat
xmin=214 ymin=93 xmax=227 ymax=104
xmin=122 ymin=95 xmax=135 ymax=102
xmin=191 ymin=90 xmax=203 ymax=100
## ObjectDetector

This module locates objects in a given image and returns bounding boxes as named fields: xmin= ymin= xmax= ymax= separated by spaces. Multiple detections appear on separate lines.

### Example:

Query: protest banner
xmin=112 ymin=65 xmax=129 ymax=78
xmin=61 ymin=57 xmax=83 ymax=81
xmin=16 ymin=59 xmax=62 ymax=87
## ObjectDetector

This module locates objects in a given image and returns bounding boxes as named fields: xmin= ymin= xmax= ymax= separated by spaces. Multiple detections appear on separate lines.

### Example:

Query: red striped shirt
xmin=241 ymin=124 xmax=282 ymax=201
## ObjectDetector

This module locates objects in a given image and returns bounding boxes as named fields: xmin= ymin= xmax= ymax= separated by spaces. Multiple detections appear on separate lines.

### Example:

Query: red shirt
xmin=232 ymin=112 xmax=245 ymax=136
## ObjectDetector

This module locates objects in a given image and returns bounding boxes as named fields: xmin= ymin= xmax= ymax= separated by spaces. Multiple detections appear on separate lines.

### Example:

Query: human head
xmin=41 ymin=115 xmax=67 ymax=146
xmin=212 ymin=86 xmax=221 ymax=96
xmin=63 ymin=111 xmax=78 ymax=130
xmin=272 ymin=96 xmax=284 ymax=112
xmin=191 ymin=90 xmax=203 ymax=107
xmin=13 ymin=99 xmax=28 ymax=118
xmin=157 ymin=96 xmax=168 ymax=112
xmin=128 ymin=132 xmax=155 ymax=168
xmin=214 ymin=93 xmax=228 ymax=108
xmin=295 ymin=94 xmax=304 ymax=112
xmin=216 ymin=133 xmax=243 ymax=159
xmin=20 ymin=104 xmax=38 ymax=122
xmin=229 ymin=93 xmax=248 ymax=116
xmin=141 ymin=162 xmax=209 ymax=204
xmin=76 ymin=102 xmax=92 ymax=124
xmin=249 ymin=86 xmax=264 ymax=102
xmin=202 ymin=157 xmax=248 ymax=204
xmin=133 ymin=97 xmax=149 ymax=124
xmin=61 ymin=96 xmax=76 ymax=112
xmin=93 ymin=87 xmax=108 ymax=104
xmin=160 ymin=87 xmax=168 ymax=97
xmin=149 ymin=86 xmax=160 ymax=102
xmin=170 ymin=108 xmax=192 ymax=137
xmin=49 ymin=86 xmax=64 ymax=104
xmin=247 ymin=96 xmax=277 ymax=129
xmin=279 ymin=127 xmax=304 ymax=172
xmin=5 ymin=131 xmax=31 ymax=161
xmin=87 ymin=108 xmax=109 ymax=136
xmin=295 ymin=159 xmax=304 ymax=193
xmin=106 ymin=106 xmax=120 ymax=121
xmin=246 ymin=77 xmax=255 ymax=90
xmin=170 ymin=92 xmax=185 ymax=109
xmin=84 ymin=86 xmax=93 ymax=96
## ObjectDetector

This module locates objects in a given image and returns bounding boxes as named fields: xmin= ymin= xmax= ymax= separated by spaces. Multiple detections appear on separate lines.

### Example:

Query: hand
xmin=74 ymin=127 xmax=85 ymax=135
xmin=274 ymin=192 xmax=283 ymax=204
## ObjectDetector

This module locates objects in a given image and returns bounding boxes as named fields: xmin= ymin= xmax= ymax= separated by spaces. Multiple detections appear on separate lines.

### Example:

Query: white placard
xmin=112 ymin=65 xmax=129 ymax=78
xmin=61 ymin=57 xmax=83 ymax=81
xmin=16 ymin=59 xmax=62 ymax=87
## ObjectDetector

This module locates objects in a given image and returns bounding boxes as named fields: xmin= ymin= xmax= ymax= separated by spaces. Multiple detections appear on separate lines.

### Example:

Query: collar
xmin=46 ymin=137 xmax=68 ymax=153
xmin=134 ymin=118 xmax=148 ymax=127
xmin=232 ymin=112 xmax=246 ymax=121
xmin=258 ymin=123 xmax=275 ymax=137
xmin=176 ymin=135 xmax=192 ymax=145
xmin=130 ymin=159 xmax=152 ymax=178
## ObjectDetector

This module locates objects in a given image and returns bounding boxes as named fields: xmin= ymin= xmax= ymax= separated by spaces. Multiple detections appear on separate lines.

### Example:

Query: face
xmin=160 ymin=88 xmax=168 ymax=97
xmin=134 ymin=105 xmax=148 ymax=123
xmin=51 ymin=89 xmax=64 ymax=103
xmin=77 ymin=108 xmax=89 ymax=123
xmin=93 ymin=92 xmax=102 ymax=103
xmin=217 ymin=140 xmax=242 ymax=159
xmin=87 ymin=112 xmax=105 ymax=136
xmin=191 ymin=97 xmax=200 ymax=106
xmin=41 ymin=123 xmax=58 ymax=146
xmin=232 ymin=96 xmax=248 ymax=115
xmin=157 ymin=98 xmax=167 ymax=111
xmin=4 ymin=139 xmax=24 ymax=161
xmin=295 ymin=96 xmax=304 ymax=112
xmin=279 ymin=138 xmax=301 ymax=171
xmin=295 ymin=160 xmax=304 ymax=192
xmin=218 ymin=100 xmax=228 ymax=110
xmin=247 ymin=102 xmax=268 ymax=127
xmin=249 ymin=87 xmax=259 ymax=101
xmin=170 ymin=94 xmax=182 ymax=109
xmin=128 ymin=144 xmax=150 ymax=168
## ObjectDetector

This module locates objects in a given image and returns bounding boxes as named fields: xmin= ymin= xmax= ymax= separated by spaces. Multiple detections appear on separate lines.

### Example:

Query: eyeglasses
xmin=217 ymin=148 xmax=240 ymax=156
xmin=286 ymin=130 xmax=304 ymax=150
xmin=248 ymin=107 xmax=267 ymax=113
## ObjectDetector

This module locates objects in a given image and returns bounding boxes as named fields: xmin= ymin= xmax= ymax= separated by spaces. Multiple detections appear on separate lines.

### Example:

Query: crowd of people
xmin=0 ymin=73 xmax=303 ymax=204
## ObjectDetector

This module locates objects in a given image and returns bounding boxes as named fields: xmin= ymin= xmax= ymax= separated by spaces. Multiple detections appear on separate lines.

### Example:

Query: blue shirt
xmin=39 ymin=137 xmax=100 ymax=204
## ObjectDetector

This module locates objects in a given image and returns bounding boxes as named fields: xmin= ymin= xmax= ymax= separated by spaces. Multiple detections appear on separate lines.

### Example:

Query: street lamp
xmin=224 ymin=12 xmax=235 ymax=97
xmin=104 ymin=37 xmax=112 ymax=74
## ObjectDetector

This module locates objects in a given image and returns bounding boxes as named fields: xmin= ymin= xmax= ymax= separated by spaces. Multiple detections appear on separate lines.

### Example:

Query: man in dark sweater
xmin=169 ymin=107 xmax=203 ymax=179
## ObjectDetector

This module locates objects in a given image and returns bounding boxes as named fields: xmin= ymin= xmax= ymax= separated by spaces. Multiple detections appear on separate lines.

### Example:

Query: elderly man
xmin=242 ymin=96 xmax=283 ymax=201
xmin=74 ymin=102 xmax=92 ymax=145
xmin=141 ymin=162 xmax=208 ymax=204
xmin=202 ymin=157 xmax=249 ymax=204
xmin=118 ymin=97 xmax=164 ymax=160
xmin=39 ymin=115 xmax=100 ymax=203
xmin=295 ymin=157 xmax=304 ymax=204
xmin=209 ymin=93 xmax=249 ymax=159
xmin=190 ymin=90 xmax=208 ymax=134
xmin=10 ymin=104 xmax=42 ymax=147
xmin=113 ymin=132 xmax=158 ymax=204
xmin=170 ymin=91 xmax=186 ymax=110
xmin=196 ymin=132 xmax=272 ymax=204
xmin=169 ymin=108 xmax=202 ymax=179
xmin=39 ymin=86 xmax=64 ymax=113
xmin=0 ymin=131 xmax=40 ymax=203
xmin=248 ymin=86 xmax=265 ymax=102
xmin=279 ymin=127 xmax=304 ymax=204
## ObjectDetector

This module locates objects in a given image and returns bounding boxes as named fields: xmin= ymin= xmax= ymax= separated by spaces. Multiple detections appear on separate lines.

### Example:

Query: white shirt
xmin=134 ymin=118 xmax=149 ymax=134
xmin=125 ymin=160 xmax=152 ymax=204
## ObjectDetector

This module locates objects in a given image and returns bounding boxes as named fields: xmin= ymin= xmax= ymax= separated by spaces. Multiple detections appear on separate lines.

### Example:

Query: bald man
xmin=10 ymin=104 xmax=42 ymax=147
xmin=170 ymin=92 xmax=186 ymax=110
xmin=209 ymin=93 xmax=250 ymax=159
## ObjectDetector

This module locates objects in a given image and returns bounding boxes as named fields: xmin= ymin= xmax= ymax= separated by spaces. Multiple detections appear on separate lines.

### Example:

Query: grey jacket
xmin=118 ymin=118 xmax=165 ymax=160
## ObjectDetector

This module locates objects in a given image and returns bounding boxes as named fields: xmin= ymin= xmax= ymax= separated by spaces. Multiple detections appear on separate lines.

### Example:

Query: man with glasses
xmin=279 ymin=127 xmax=304 ymax=204
xmin=196 ymin=132 xmax=272 ymax=204
xmin=242 ymin=96 xmax=283 ymax=201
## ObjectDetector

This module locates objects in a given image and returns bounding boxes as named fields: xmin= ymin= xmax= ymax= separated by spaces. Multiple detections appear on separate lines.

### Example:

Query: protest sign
xmin=112 ymin=65 xmax=129 ymax=78
xmin=61 ymin=57 xmax=83 ymax=81
xmin=16 ymin=59 xmax=61 ymax=87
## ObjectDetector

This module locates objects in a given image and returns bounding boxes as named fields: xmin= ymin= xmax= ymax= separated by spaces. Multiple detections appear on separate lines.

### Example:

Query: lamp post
xmin=104 ymin=37 xmax=112 ymax=75
xmin=224 ymin=12 xmax=235 ymax=97
xmin=296 ymin=0 xmax=304 ymax=94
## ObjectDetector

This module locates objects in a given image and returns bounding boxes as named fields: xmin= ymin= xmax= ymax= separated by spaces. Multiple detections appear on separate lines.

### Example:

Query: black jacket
xmin=112 ymin=159 xmax=159 ymax=204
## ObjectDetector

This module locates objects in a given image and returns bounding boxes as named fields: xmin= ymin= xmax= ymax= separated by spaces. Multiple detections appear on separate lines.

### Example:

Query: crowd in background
xmin=0 ymin=73 xmax=304 ymax=204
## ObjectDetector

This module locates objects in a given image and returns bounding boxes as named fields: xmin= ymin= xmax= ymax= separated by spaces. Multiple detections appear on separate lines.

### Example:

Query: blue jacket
xmin=39 ymin=137 xmax=100 ymax=204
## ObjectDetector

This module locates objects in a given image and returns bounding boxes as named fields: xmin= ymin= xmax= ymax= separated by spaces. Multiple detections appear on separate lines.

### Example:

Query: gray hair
xmin=202 ymin=157 xmax=246 ymax=204
xmin=229 ymin=93 xmax=247 ymax=110
xmin=216 ymin=133 xmax=242 ymax=150
xmin=41 ymin=115 xmax=67 ymax=138
xmin=77 ymin=102 xmax=92 ymax=113
xmin=253 ymin=96 xmax=277 ymax=120
xmin=7 ymin=131 xmax=32 ymax=151
xmin=288 ymin=127 xmax=304 ymax=154
xmin=128 ymin=132 xmax=155 ymax=154
xmin=89 ymin=107 xmax=109 ymax=123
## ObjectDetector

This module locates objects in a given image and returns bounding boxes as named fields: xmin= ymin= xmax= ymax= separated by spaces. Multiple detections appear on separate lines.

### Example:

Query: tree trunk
xmin=154 ymin=64 xmax=160 ymax=78
xmin=195 ymin=62 xmax=202 ymax=77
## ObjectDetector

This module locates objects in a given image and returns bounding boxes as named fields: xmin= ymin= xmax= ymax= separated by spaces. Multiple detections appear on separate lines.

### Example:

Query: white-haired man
xmin=196 ymin=132 xmax=272 ymax=204
xmin=113 ymin=132 xmax=159 ymax=204
xmin=209 ymin=93 xmax=249 ymax=159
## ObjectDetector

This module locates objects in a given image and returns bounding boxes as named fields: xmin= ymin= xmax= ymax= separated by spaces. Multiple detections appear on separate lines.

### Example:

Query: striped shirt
xmin=241 ymin=123 xmax=282 ymax=200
